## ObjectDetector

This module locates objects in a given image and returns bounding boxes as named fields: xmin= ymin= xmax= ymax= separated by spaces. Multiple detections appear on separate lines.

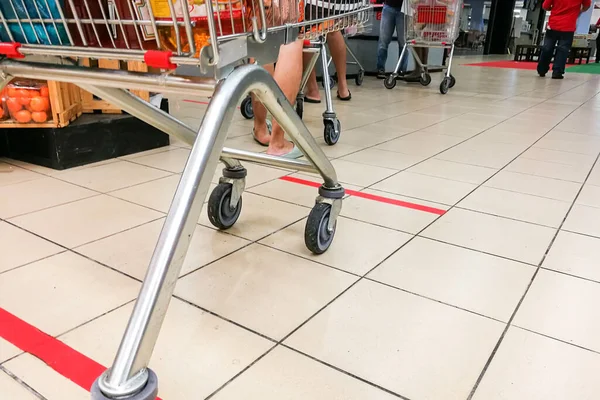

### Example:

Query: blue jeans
xmin=377 ymin=5 xmax=408 ymax=72
xmin=537 ymin=29 xmax=575 ymax=76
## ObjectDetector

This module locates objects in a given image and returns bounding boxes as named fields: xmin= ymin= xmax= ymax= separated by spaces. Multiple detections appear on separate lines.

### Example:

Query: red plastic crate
xmin=416 ymin=5 xmax=447 ymax=24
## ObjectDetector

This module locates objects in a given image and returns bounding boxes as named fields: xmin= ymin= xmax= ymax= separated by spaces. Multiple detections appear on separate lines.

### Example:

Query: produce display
xmin=3 ymin=81 xmax=52 ymax=124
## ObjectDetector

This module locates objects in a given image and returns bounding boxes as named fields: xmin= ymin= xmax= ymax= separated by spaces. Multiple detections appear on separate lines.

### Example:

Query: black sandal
xmin=337 ymin=90 xmax=351 ymax=101
xmin=304 ymin=96 xmax=321 ymax=104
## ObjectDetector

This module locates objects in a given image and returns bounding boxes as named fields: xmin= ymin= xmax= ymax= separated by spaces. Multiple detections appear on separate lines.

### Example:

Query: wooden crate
xmin=0 ymin=80 xmax=82 ymax=129
xmin=80 ymin=59 xmax=150 ymax=114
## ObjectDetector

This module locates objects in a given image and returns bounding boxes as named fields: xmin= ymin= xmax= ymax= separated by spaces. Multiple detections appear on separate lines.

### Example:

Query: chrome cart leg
xmin=345 ymin=44 xmax=365 ymax=85
xmin=440 ymin=44 xmax=456 ymax=94
xmin=320 ymin=41 xmax=341 ymax=145
xmin=384 ymin=42 xmax=408 ymax=90
xmin=0 ymin=73 xmax=13 ymax=90
xmin=90 ymin=64 xmax=342 ymax=400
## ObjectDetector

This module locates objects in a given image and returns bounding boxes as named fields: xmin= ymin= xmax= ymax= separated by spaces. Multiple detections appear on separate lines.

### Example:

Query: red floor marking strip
xmin=279 ymin=176 xmax=446 ymax=215
xmin=0 ymin=308 xmax=161 ymax=400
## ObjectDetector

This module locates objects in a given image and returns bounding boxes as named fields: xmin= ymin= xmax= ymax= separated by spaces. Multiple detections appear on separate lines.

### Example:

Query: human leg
xmin=377 ymin=5 xmax=397 ymax=76
xmin=537 ymin=30 xmax=558 ymax=76
xmin=268 ymin=39 xmax=305 ymax=157
xmin=596 ymin=35 xmax=600 ymax=62
xmin=327 ymin=30 xmax=350 ymax=98
xmin=551 ymin=31 xmax=574 ymax=78
xmin=251 ymin=63 xmax=275 ymax=145
xmin=396 ymin=11 xmax=409 ymax=73
xmin=303 ymin=52 xmax=321 ymax=102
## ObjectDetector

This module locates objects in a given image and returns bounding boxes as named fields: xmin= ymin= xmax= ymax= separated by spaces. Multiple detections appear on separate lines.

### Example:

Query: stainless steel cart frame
xmin=0 ymin=0 xmax=370 ymax=399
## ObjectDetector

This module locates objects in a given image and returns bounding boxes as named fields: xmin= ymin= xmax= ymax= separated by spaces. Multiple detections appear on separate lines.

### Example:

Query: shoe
xmin=252 ymin=119 xmax=272 ymax=147
xmin=337 ymin=90 xmax=351 ymax=101
xmin=304 ymin=96 xmax=321 ymax=104
xmin=377 ymin=70 xmax=386 ymax=79
xmin=538 ymin=72 xmax=546 ymax=77
xmin=552 ymin=74 xmax=564 ymax=80
xmin=279 ymin=144 xmax=303 ymax=159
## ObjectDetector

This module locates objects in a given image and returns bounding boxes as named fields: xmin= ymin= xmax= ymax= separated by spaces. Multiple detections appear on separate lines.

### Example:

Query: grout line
xmin=0 ymin=365 xmax=47 ymax=399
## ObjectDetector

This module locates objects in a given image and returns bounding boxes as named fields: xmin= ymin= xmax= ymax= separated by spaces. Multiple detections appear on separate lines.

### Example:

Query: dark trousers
xmin=596 ymin=35 xmax=600 ymax=63
xmin=537 ymin=29 xmax=575 ymax=76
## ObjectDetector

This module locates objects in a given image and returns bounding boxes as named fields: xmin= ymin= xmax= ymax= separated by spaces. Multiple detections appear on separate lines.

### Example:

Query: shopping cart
xmin=383 ymin=0 xmax=462 ymax=94
xmin=0 ymin=0 xmax=368 ymax=399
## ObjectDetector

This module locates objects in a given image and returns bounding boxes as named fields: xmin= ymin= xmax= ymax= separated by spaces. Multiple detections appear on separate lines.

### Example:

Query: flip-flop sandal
xmin=252 ymin=119 xmax=272 ymax=147
xmin=280 ymin=144 xmax=303 ymax=159
xmin=337 ymin=90 xmax=351 ymax=101
xmin=304 ymin=96 xmax=321 ymax=104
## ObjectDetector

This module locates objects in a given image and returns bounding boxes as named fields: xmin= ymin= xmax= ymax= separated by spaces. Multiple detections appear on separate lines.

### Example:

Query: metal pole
xmin=320 ymin=40 xmax=335 ymax=116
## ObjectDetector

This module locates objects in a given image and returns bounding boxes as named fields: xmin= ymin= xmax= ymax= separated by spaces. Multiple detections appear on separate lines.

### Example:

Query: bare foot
xmin=337 ymin=82 xmax=350 ymax=99
xmin=252 ymin=122 xmax=271 ymax=146
xmin=304 ymin=90 xmax=321 ymax=102
xmin=266 ymin=139 xmax=294 ymax=156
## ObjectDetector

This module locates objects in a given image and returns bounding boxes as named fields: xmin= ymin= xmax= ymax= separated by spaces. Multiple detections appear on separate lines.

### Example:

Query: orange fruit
xmin=14 ymin=109 xmax=31 ymax=123
xmin=17 ymin=89 xmax=31 ymax=98
xmin=31 ymin=111 xmax=48 ymax=123
xmin=18 ymin=97 xmax=31 ymax=106
xmin=7 ymin=87 xmax=18 ymax=98
xmin=6 ymin=98 xmax=22 ymax=113
xmin=30 ymin=96 xmax=50 ymax=112
xmin=40 ymin=86 xmax=49 ymax=97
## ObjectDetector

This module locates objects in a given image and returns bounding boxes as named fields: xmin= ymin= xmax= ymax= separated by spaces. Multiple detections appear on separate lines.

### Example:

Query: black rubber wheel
xmin=207 ymin=183 xmax=242 ymax=230
xmin=440 ymin=78 xmax=450 ymax=95
xmin=305 ymin=203 xmax=336 ymax=254
xmin=240 ymin=96 xmax=254 ymax=119
xmin=384 ymin=75 xmax=397 ymax=89
xmin=321 ymin=75 xmax=336 ymax=89
xmin=420 ymin=73 xmax=432 ymax=86
xmin=448 ymin=74 xmax=456 ymax=88
xmin=355 ymin=70 xmax=364 ymax=86
xmin=296 ymin=98 xmax=304 ymax=120
xmin=324 ymin=119 xmax=341 ymax=145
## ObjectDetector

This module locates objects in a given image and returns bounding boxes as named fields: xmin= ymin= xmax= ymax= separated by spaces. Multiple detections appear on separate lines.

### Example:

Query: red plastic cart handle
xmin=0 ymin=42 xmax=25 ymax=59
xmin=144 ymin=50 xmax=177 ymax=70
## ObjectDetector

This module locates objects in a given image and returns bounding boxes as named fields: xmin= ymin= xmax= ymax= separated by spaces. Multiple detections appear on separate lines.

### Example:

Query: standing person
xmin=376 ymin=0 xmax=419 ymax=79
xmin=537 ymin=0 xmax=591 ymax=79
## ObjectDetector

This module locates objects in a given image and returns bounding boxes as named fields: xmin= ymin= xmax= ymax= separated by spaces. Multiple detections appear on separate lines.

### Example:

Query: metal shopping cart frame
xmin=383 ymin=0 xmax=462 ymax=94
xmin=0 ymin=0 xmax=370 ymax=399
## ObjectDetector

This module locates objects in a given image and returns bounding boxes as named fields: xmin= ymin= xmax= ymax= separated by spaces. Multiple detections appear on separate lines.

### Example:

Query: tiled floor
xmin=2 ymin=57 xmax=600 ymax=400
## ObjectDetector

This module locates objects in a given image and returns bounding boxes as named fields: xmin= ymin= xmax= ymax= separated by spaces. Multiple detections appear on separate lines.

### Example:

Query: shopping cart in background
xmin=0 ymin=0 xmax=367 ymax=398
xmin=240 ymin=17 xmax=368 ymax=145
xmin=383 ymin=0 xmax=462 ymax=94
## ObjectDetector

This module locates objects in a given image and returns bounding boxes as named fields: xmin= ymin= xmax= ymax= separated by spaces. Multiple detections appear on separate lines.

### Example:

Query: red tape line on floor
xmin=0 ymin=307 xmax=162 ymax=400
xmin=279 ymin=176 xmax=446 ymax=215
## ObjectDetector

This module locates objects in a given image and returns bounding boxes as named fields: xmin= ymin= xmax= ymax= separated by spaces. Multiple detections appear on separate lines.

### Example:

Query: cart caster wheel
xmin=322 ymin=76 xmax=336 ymax=89
xmin=91 ymin=369 xmax=158 ymax=400
xmin=355 ymin=69 xmax=364 ymax=86
xmin=240 ymin=96 xmax=254 ymax=119
xmin=384 ymin=75 xmax=396 ymax=89
xmin=296 ymin=98 xmax=304 ymax=120
xmin=448 ymin=74 xmax=456 ymax=88
xmin=440 ymin=77 xmax=451 ymax=95
xmin=207 ymin=183 xmax=242 ymax=230
xmin=305 ymin=203 xmax=337 ymax=254
xmin=420 ymin=73 xmax=432 ymax=86
xmin=324 ymin=119 xmax=341 ymax=145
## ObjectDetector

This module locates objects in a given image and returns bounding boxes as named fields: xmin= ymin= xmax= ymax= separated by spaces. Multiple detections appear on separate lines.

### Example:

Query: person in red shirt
xmin=537 ymin=0 xmax=592 ymax=79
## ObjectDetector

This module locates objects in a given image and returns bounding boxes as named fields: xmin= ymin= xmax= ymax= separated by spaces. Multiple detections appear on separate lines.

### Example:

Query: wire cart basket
xmin=383 ymin=0 xmax=462 ymax=94
xmin=0 ymin=0 xmax=369 ymax=399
